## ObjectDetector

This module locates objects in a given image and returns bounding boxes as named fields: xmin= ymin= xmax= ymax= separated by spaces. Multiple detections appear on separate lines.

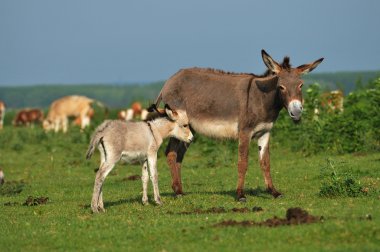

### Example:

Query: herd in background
xmin=0 ymin=95 xmax=151 ymax=133
xmin=0 ymin=91 xmax=344 ymax=133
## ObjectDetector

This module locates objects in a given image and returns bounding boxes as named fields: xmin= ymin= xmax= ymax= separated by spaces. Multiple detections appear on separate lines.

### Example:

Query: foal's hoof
xmin=155 ymin=200 xmax=163 ymax=206
xmin=91 ymin=206 xmax=105 ymax=214
xmin=175 ymin=193 xmax=184 ymax=199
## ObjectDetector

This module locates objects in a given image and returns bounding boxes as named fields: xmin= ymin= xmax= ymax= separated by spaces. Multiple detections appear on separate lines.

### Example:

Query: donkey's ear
xmin=165 ymin=104 xmax=179 ymax=121
xmin=255 ymin=76 xmax=279 ymax=93
xmin=296 ymin=57 xmax=324 ymax=74
xmin=262 ymin=50 xmax=282 ymax=74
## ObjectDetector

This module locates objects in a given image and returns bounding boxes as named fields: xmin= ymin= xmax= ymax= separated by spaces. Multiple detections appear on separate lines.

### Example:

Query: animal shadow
xmin=81 ymin=196 xmax=142 ymax=210
xmin=197 ymin=187 xmax=273 ymax=200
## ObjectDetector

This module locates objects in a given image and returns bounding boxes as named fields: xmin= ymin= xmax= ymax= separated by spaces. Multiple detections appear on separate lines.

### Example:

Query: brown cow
xmin=0 ymin=100 xmax=5 ymax=130
xmin=321 ymin=90 xmax=344 ymax=112
xmin=131 ymin=102 xmax=142 ymax=116
xmin=13 ymin=109 xmax=44 ymax=127
xmin=155 ymin=50 xmax=323 ymax=201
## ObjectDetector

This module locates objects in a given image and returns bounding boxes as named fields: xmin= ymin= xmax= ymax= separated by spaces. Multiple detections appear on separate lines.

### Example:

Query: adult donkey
xmin=155 ymin=50 xmax=323 ymax=201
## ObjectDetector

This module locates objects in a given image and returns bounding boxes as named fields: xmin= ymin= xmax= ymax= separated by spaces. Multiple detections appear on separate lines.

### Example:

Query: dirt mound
xmin=175 ymin=206 xmax=262 ymax=215
xmin=214 ymin=207 xmax=321 ymax=227
xmin=23 ymin=196 xmax=49 ymax=206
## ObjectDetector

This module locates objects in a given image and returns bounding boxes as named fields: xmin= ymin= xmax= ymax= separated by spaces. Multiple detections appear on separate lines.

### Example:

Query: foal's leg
xmin=257 ymin=132 xmax=281 ymax=198
xmin=91 ymin=162 xmax=115 ymax=213
xmin=141 ymin=161 xmax=149 ymax=205
xmin=147 ymin=153 xmax=162 ymax=205
xmin=165 ymin=138 xmax=190 ymax=196
xmin=236 ymin=131 xmax=251 ymax=202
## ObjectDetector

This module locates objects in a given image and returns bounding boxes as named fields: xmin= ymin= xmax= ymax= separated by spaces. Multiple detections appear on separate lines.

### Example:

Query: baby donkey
xmin=86 ymin=105 xmax=193 ymax=213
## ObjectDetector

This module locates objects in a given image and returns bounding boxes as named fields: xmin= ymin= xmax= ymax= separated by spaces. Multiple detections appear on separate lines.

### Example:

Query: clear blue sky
xmin=1 ymin=0 xmax=379 ymax=86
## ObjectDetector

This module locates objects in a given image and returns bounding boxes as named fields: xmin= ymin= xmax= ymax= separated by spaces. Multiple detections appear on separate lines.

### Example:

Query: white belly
xmin=190 ymin=119 xmax=238 ymax=139
xmin=121 ymin=151 xmax=147 ymax=164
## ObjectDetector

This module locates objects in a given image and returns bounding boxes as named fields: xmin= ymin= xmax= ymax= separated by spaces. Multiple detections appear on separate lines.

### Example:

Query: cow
xmin=43 ymin=95 xmax=106 ymax=133
xmin=0 ymin=169 xmax=4 ymax=185
xmin=321 ymin=90 xmax=344 ymax=112
xmin=118 ymin=108 xmax=134 ymax=121
xmin=0 ymin=100 xmax=5 ymax=130
xmin=13 ymin=109 xmax=44 ymax=127
xmin=73 ymin=107 xmax=95 ymax=127
xmin=154 ymin=50 xmax=323 ymax=202
xmin=118 ymin=102 xmax=149 ymax=121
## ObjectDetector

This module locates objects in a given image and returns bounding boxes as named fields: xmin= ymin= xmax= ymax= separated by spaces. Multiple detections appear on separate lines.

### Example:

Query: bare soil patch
xmin=174 ymin=206 xmax=263 ymax=215
xmin=214 ymin=207 xmax=322 ymax=228
xmin=23 ymin=196 xmax=49 ymax=206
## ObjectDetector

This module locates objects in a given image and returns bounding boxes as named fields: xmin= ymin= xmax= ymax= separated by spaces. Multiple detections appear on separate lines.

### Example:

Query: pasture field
xmin=0 ymin=125 xmax=379 ymax=251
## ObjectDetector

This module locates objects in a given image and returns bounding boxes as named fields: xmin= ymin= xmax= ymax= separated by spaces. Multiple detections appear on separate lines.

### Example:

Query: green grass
xmin=0 ymin=126 xmax=379 ymax=251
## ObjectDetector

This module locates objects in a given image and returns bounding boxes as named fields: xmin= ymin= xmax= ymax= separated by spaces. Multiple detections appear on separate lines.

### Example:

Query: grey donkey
xmin=86 ymin=105 xmax=193 ymax=213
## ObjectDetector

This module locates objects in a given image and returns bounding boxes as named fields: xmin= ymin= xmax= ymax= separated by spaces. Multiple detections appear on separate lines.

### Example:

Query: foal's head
xmin=260 ymin=50 xmax=323 ymax=122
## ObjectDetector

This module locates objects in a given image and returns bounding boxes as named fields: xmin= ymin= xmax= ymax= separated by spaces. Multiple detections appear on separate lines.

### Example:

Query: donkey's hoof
xmin=238 ymin=196 xmax=247 ymax=203
xmin=274 ymin=193 xmax=283 ymax=198
xmin=142 ymin=200 xmax=149 ymax=206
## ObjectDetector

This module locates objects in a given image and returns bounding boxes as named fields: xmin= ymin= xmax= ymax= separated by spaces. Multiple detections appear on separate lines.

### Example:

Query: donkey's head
xmin=259 ymin=50 xmax=323 ymax=122
xmin=147 ymin=104 xmax=194 ymax=143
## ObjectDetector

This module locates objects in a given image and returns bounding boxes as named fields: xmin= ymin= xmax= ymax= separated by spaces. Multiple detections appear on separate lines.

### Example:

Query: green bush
xmin=319 ymin=158 xmax=365 ymax=197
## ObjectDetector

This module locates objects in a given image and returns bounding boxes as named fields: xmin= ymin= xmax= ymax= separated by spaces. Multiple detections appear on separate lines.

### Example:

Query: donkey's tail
xmin=154 ymin=91 xmax=163 ymax=108
xmin=86 ymin=120 xmax=112 ymax=160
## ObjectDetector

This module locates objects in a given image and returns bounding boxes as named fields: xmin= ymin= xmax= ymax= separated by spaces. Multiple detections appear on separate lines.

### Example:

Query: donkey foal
xmin=86 ymin=106 xmax=193 ymax=213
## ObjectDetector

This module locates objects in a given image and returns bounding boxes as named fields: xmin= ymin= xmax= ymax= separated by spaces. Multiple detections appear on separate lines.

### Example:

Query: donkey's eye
xmin=299 ymin=83 xmax=304 ymax=89
xmin=183 ymin=124 xmax=189 ymax=128
xmin=279 ymin=85 xmax=286 ymax=91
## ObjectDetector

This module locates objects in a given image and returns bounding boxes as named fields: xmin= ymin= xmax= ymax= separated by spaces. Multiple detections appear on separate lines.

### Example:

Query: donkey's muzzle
xmin=288 ymin=100 xmax=303 ymax=121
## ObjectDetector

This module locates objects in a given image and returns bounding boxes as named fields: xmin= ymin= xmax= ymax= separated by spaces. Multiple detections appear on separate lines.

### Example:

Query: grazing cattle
xmin=154 ymin=50 xmax=323 ymax=201
xmin=0 ymin=100 xmax=5 ymax=130
xmin=131 ymin=102 xmax=142 ymax=116
xmin=0 ymin=169 xmax=4 ymax=185
xmin=86 ymin=105 xmax=193 ymax=213
xmin=13 ymin=109 xmax=44 ymax=127
xmin=118 ymin=102 xmax=149 ymax=121
xmin=43 ymin=95 xmax=106 ymax=133
xmin=118 ymin=108 xmax=134 ymax=121
xmin=73 ymin=107 xmax=95 ymax=127
xmin=321 ymin=90 xmax=344 ymax=112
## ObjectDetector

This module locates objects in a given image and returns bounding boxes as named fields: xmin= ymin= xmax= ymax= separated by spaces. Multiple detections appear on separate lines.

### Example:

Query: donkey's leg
xmin=141 ymin=161 xmax=149 ymax=205
xmin=91 ymin=162 xmax=114 ymax=213
xmin=257 ymin=132 xmax=281 ymax=198
xmin=147 ymin=154 xmax=162 ymax=205
xmin=165 ymin=138 xmax=190 ymax=196
xmin=236 ymin=131 xmax=251 ymax=202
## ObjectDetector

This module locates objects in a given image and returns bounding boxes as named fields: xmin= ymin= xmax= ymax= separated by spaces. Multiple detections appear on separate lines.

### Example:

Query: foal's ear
xmin=296 ymin=57 xmax=324 ymax=74
xmin=262 ymin=50 xmax=282 ymax=74
xmin=255 ymin=76 xmax=279 ymax=93
xmin=164 ymin=104 xmax=179 ymax=121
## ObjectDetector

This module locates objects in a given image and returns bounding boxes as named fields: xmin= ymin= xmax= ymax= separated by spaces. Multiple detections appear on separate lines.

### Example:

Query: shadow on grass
xmin=81 ymin=196 xmax=142 ymax=210
xmin=160 ymin=186 xmax=274 ymax=200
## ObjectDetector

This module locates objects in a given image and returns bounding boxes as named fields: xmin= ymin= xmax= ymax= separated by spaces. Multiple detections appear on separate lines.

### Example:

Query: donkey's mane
xmin=188 ymin=57 xmax=292 ymax=78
